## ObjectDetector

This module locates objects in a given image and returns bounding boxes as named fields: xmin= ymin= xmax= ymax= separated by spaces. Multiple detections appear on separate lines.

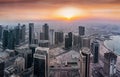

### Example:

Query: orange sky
xmin=0 ymin=0 xmax=119 ymax=21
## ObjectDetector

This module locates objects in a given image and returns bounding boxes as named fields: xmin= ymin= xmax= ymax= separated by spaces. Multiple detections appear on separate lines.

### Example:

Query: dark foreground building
xmin=34 ymin=47 xmax=49 ymax=77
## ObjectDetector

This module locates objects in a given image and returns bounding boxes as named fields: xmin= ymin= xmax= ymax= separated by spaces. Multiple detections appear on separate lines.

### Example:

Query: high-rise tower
xmin=79 ymin=26 xmax=85 ymax=36
xmin=34 ymin=47 xmax=49 ymax=77
xmin=91 ymin=40 xmax=99 ymax=63
xmin=42 ymin=23 xmax=49 ymax=40
xmin=29 ymin=23 xmax=34 ymax=44
xmin=80 ymin=47 xmax=91 ymax=77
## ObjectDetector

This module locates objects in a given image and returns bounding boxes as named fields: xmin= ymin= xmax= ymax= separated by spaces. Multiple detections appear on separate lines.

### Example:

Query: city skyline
xmin=0 ymin=22 xmax=120 ymax=77
xmin=0 ymin=0 xmax=120 ymax=77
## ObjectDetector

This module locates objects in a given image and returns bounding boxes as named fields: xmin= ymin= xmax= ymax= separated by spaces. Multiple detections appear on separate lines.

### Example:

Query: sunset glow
xmin=55 ymin=7 xmax=84 ymax=20
xmin=0 ymin=0 xmax=119 ymax=21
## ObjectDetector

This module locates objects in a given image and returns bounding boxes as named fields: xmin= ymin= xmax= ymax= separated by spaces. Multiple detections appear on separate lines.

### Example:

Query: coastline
xmin=99 ymin=40 xmax=120 ymax=71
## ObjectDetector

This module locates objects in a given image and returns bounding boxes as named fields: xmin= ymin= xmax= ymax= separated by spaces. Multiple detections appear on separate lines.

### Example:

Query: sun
xmin=60 ymin=8 xmax=77 ymax=19
xmin=55 ymin=7 xmax=83 ymax=20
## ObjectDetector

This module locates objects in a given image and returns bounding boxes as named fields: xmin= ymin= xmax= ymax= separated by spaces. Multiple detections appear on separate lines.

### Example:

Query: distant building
xmin=55 ymin=32 xmax=59 ymax=44
xmin=64 ymin=32 xmax=73 ymax=49
xmin=65 ymin=35 xmax=70 ymax=49
xmin=78 ymin=36 xmax=83 ymax=49
xmin=2 ymin=29 xmax=9 ymax=49
xmin=104 ymin=52 xmax=117 ymax=77
xmin=19 ymin=24 xmax=22 ymax=42
xmin=80 ymin=47 xmax=91 ymax=77
xmin=82 ymin=37 xmax=91 ymax=48
xmin=42 ymin=23 xmax=49 ymax=40
xmin=73 ymin=35 xmax=79 ymax=46
xmin=55 ymin=32 xmax=64 ymax=45
xmin=0 ymin=25 xmax=3 ymax=40
xmin=79 ymin=26 xmax=85 ymax=36
xmin=0 ymin=59 xmax=4 ymax=77
xmin=58 ymin=32 xmax=64 ymax=43
xmin=91 ymin=40 xmax=99 ymax=63
xmin=14 ymin=25 xmax=21 ymax=45
xmin=29 ymin=23 xmax=34 ymax=44
xmin=40 ymin=32 xmax=45 ymax=40
xmin=73 ymin=35 xmax=83 ymax=49
xmin=34 ymin=47 xmax=49 ymax=77
xmin=3 ymin=24 xmax=26 ymax=49
xmin=21 ymin=25 xmax=26 ymax=42
xmin=49 ymin=29 xmax=54 ymax=45
xmin=7 ymin=29 xmax=15 ymax=50
xmin=3 ymin=28 xmax=16 ymax=50
xmin=33 ymin=32 xmax=39 ymax=44
xmin=68 ymin=32 xmax=72 ymax=47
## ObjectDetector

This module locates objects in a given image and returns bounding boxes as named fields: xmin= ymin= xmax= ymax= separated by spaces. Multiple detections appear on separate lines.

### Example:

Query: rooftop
xmin=80 ymin=47 xmax=91 ymax=55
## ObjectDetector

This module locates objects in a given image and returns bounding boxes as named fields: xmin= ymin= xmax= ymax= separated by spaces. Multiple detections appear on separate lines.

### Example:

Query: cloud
xmin=0 ymin=0 xmax=119 ymax=4
xmin=0 ymin=0 xmax=37 ymax=3
xmin=0 ymin=0 xmax=119 ymax=21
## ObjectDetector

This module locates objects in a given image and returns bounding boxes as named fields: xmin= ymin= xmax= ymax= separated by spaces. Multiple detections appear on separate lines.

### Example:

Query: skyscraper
xmin=24 ymin=49 xmax=33 ymax=69
xmin=64 ymin=32 xmax=73 ymax=49
xmin=68 ymin=32 xmax=72 ymax=47
xmin=104 ymin=52 xmax=117 ymax=77
xmin=34 ymin=47 xmax=49 ymax=77
xmin=73 ymin=35 xmax=84 ymax=49
xmin=29 ymin=23 xmax=34 ymax=44
xmin=59 ymin=32 xmax=64 ymax=43
xmin=73 ymin=35 xmax=80 ymax=46
xmin=91 ymin=40 xmax=99 ymax=63
xmin=14 ymin=25 xmax=20 ymax=45
xmin=33 ymin=32 xmax=39 ymax=44
xmin=0 ymin=25 xmax=3 ymax=40
xmin=40 ymin=32 xmax=45 ymax=40
xmin=55 ymin=32 xmax=59 ymax=44
xmin=42 ymin=23 xmax=49 ymax=40
xmin=19 ymin=24 xmax=22 ymax=41
xmin=79 ymin=26 xmax=85 ymax=36
xmin=65 ymin=35 xmax=70 ymax=49
xmin=82 ymin=37 xmax=91 ymax=48
xmin=78 ymin=36 xmax=83 ymax=49
xmin=73 ymin=35 xmax=78 ymax=46
xmin=80 ymin=47 xmax=91 ymax=77
xmin=49 ymin=29 xmax=54 ymax=45
xmin=21 ymin=24 xmax=26 ymax=42
xmin=2 ymin=29 xmax=8 ymax=49
xmin=55 ymin=31 xmax=64 ymax=45
xmin=7 ymin=29 xmax=15 ymax=50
